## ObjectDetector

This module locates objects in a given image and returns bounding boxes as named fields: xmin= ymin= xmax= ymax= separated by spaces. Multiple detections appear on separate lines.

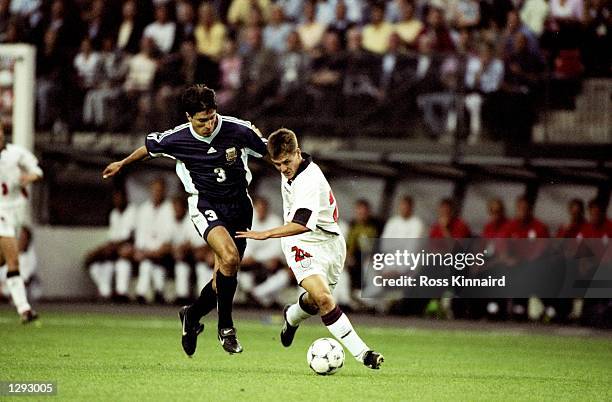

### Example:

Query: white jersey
xmin=173 ymin=214 xmax=206 ymax=247
xmin=108 ymin=205 xmax=137 ymax=243
xmin=134 ymin=200 xmax=175 ymax=251
xmin=280 ymin=155 xmax=341 ymax=243
xmin=0 ymin=143 xmax=43 ymax=210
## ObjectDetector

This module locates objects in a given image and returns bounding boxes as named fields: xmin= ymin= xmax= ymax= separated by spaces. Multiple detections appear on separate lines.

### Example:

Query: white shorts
xmin=0 ymin=210 xmax=16 ymax=238
xmin=0 ymin=205 xmax=26 ymax=238
xmin=281 ymin=234 xmax=346 ymax=290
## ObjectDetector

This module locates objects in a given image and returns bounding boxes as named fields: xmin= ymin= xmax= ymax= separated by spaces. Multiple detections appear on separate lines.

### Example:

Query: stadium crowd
xmin=0 ymin=0 xmax=610 ymax=141
xmin=77 ymin=178 xmax=611 ymax=328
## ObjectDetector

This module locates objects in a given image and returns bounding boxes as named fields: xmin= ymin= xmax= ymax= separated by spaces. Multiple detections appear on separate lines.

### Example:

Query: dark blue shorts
xmin=190 ymin=195 xmax=253 ymax=258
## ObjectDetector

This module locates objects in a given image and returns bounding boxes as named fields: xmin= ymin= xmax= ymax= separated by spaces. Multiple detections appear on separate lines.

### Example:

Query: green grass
xmin=0 ymin=310 xmax=611 ymax=401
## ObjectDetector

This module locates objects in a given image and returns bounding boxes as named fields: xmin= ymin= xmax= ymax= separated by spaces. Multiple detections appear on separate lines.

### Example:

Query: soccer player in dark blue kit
xmin=103 ymin=85 xmax=267 ymax=356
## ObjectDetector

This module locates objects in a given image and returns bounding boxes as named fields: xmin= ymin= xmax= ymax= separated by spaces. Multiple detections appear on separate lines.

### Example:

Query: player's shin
xmin=187 ymin=279 xmax=216 ymax=322
xmin=6 ymin=271 xmax=32 ymax=315
xmin=322 ymin=305 xmax=369 ymax=362
xmin=216 ymin=271 xmax=237 ymax=329
xmin=286 ymin=292 xmax=318 ymax=326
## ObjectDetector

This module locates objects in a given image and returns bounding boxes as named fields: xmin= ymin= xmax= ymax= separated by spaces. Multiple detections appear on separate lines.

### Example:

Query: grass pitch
xmin=0 ymin=308 xmax=610 ymax=401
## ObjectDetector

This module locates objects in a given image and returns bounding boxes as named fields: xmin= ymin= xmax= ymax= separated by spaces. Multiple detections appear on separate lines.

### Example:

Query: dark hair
xmin=401 ymin=195 xmax=414 ymax=205
xmin=588 ymin=198 xmax=605 ymax=210
xmin=267 ymin=128 xmax=298 ymax=159
xmin=355 ymin=198 xmax=371 ymax=209
xmin=181 ymin=84 xmax=218 ymax=116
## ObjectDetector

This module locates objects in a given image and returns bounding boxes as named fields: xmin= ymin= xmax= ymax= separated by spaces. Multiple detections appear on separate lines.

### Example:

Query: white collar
xmin=189 ymin=114 xmax=222 ymax=143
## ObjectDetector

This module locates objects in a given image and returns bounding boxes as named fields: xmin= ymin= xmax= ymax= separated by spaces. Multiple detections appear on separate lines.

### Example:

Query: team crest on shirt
xmin=225 ymin=147 xmax=237 ymax=164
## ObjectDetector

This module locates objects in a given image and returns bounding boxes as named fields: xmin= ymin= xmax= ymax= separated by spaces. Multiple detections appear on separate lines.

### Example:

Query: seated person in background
xmin=134 ymin=178 xmax=175 ymax=304
xmin=171 ymin=196 xmax=209 ymax=305
xmin=239 ymin=196 xmax=287 ymax=307
xmin=346 ymin=199 xmax=383 ymax=292
xmin=482 ymin=198 xmax=509 ymax=239
xmin=84 ymin=189 xmax=136 ymax=302
xmin=556 ymin=198 xmax=586 ymax=238
xmin=429 ymin=198 xmax=471 ymax=238
xmin=382 ymin=195 xmax=425 ymax=239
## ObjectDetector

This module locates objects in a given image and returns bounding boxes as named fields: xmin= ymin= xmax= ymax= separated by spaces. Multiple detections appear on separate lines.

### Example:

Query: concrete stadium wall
xmin=32 ymin=226 xmax=106 ymax=299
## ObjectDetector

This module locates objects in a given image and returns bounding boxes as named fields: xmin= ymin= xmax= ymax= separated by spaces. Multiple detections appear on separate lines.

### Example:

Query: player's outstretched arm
xmin=102 ymin=146 xmax=149 ymax=179
xmin=236 ymin=222 xmax=309 ymax=240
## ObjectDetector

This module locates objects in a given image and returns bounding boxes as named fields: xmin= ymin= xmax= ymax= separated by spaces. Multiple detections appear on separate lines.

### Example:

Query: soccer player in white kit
xmin=0 ymin=121 xmax=42 ymax=323
xmin=237 ymin=128 xmax=383 ymax=369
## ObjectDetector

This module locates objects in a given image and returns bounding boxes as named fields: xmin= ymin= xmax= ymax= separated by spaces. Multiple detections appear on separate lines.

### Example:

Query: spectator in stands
xmin=113 ymin=0 xmax=144 ymax=54
xmin=550 ymin=0 xmax=584 ymax=23
xmin=556 ymin=199 xmax=586 ymax=238
xmin=277 ymin=0 xmax=303 ymax=22
xmin=328 ymin=0 xmax=356 ymax=47
xmin=227 ymin=0 xmax=271 ymax=27
xmin=382 ymin=195 xmax=425 ymax=238
xmin=394 ymin=0 xmax=424 ymax=48
xmin=123 ymin=36 xmax=159 ymax=131
xmin=308 ymin=29 xmax=346 ymax=117
xmin=154 ymin=36 xmax=220 ymax=128
xmin=171 ymin=196 xmax=207 ymax=305
xmin=239 ymin=197 xmax=288 ymax=307
xmin=194 ymin=2 xmax=227 ymax=61
xmin=343 ymin=27 xmax=380 ymax=110
xmin=582 ymin=0 xmax=611 ymax=76
xmin=297 ymin=0 xmax=326 ymax=52
xmin=239 ymin=26 xmax=278 ymax=116
xmin=416 ymin=6 xmax=455 ymax=53
xmin=133 ymin=178 xmax=175 ymax=304
xmin=361 ymin=2 xmax=394 ymax=54
xmin=430 ymin=198 xmax=471 ymax=238
xmin=498 ymin=31 xmax=544 ymax=143
xmin=502 ymin=195 xmax=550 ymax=239
xmin=175 ymin=0 xmax=196 ymax=40
xmin=82 ymin=0 xmax=111 ymax=49
xmin=82 ymin=37 xmax=128 ymax=131
xmin=464 ymin=41 xmax=504 ymax=144
xmin=143 ymin=3 xmax=177 ymax=55
xmin=263 ymin=5 xmax=293 ymax=53
xmin=85 ymin=189 xmax=136 ymax=302
xmin=499 ymin=10 xmax=540 ymax=58
xmin=520 ymin=0 xmax=550 ymax=37
xmin=386 ymin=0 xmax=406 ymax=23
xmin=73 ymin=37 xmax=102 ymax=120
xmin=216 ymin=36 xmax=243 ymax=111
xmin=448 ymin=0 xmax=480 ymax=30
xmin=272 ymin=30 xmax=311 ymax=114
xmin=346 ymin=199 xmax=383 ymax=291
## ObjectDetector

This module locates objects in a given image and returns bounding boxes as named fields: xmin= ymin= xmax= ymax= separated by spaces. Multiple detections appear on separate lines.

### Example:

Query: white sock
xmin=6 ymin=274 xmax=32 ymax=314
xmin=115 ymin=258 xmax=131 ymax=296
xmin=152 ymin=264 xmax=166 ymax=293
xmin=286 ymin=295 xmax=315 ymax=327
xmin=195 ymin=262 xmax=213 ymax=292
xmin=323 ymin=307 xmax=369 ymax=362
xmin=89 ymin=262 xmax=103 ymax=290
xmin=135 ymin=260 xmax=152 ymax=297
xmin=99 ymin=261 xmax=114 ymax=298
xmin=174 ymin=261 xmax=190 ymax=298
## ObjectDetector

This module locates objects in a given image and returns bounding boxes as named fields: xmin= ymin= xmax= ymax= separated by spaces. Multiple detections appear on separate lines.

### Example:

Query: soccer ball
xmin=306 ymin=338 xmax=345 ymax=375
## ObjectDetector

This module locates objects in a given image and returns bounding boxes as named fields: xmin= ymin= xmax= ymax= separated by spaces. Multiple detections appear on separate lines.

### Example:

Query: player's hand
xmin=103 ymin=161 xmax=123 ymax=179
xmin=235 ymin=230 xmax=269 ymax=240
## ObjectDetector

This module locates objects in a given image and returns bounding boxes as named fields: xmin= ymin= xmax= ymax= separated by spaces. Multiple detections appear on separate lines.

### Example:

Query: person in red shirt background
xmin=429 ymin=198 xmax=471 ymax=239
xmin=501 ymin=195 xmax=550 ymax=239
xmin=556 ymin=198 xmax=586 ymax=238
xmin=580 ymin=198 xmax=612 ymax=328
xmin=482 ymin=198 xmax=509 ymax=239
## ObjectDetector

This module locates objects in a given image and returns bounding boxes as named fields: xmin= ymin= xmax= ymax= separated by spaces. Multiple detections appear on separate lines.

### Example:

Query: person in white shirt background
xmin=133 ymin=178 xmax=175 ymax=304
xmin=84 ymin=188 xmax=136 ymax=302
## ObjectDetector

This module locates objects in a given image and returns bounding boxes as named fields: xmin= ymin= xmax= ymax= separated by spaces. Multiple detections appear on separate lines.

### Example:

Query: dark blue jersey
xmin=145 ymin=115 xmax=267 ymax=201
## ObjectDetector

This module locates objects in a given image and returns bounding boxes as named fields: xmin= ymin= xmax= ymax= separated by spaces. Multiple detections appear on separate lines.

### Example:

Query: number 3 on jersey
xmin=204 ymin=210 xmax=218 ymax=221
xmin=214 ymin=168 xmax=226 ymax=182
